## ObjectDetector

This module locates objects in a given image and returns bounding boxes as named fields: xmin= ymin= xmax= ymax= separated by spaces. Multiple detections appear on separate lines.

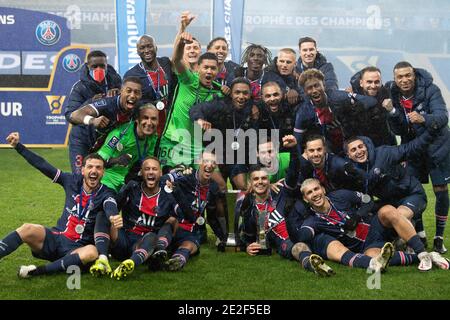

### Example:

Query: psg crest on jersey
xmin=62 ymin=54 xmax=82 ymax=73
xmin=35 ymin=20 xmax=61 ymax=46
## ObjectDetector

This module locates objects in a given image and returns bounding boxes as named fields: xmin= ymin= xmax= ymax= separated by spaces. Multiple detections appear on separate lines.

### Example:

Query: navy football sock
xmin=414 ymin=219 xmax=425 ymax=234
xmin=155 ymin=223 xmax=173 ymax=251
xmin=94 ymin=212 xmax=111 ymax=256
xmin=340 ymin=250 xmax=371 ymax=269
xmin=298 ymin=251 xmax=314 ymax=272
xmin=0 ymin=231 xmax=23 ymax=259
xmin=32 ymin=253 xmax=83 ymax=275
xmin=130 ymin=233 xmax=156 ymax=266
xmin=406 ymin=234 xmax=425 ymax=254
xmin=435 ymin=190 xmax=449 ymax=238
xmin=389 ymin=251 xmax=418 ymax=266
xmin=172 ymin=247 xmax=191 ymax=268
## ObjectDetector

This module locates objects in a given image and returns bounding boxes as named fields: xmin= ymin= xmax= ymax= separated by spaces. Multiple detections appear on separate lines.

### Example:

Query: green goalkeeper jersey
xmin=159 ymin=69 xmax=222 ymax=167
xmin=98 ymin=121 xmax=158 ymax=192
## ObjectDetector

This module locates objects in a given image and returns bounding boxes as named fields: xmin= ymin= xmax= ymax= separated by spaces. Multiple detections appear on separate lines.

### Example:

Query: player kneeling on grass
xmin=1 ymin=132 xmax=120 ymax=278
xmin=162 ymin=151 xmax=221 ymax=271
xmin=90 ymin=157 xmax=179 ymax=280
xmin=237 ymin=165 xmax=335 ymax=277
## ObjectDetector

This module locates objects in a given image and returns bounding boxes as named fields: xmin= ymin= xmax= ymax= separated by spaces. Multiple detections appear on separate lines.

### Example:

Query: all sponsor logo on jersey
xmin=62 ymin=53 xmax=81 ymax=73
xmin=35 ymin=20 xmax=61 ymax=46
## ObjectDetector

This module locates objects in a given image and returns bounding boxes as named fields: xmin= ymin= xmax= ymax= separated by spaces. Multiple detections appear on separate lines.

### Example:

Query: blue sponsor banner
xmin=0 ymin=46 xmax=89 ymax=146
xmin=0 ymin=7 xmax=70 ymax=51
xmin=115 ymin=0 xmax=147 ymax=77
xmin=212 ymin=0 xmax=245 ymax=64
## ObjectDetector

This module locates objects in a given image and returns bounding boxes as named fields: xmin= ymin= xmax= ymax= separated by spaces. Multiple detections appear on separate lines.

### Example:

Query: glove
xmin=169 ymin=164 xmax=193 ymax=179
xmin=343 ymin=215 xmax=361 ymax=232
xmin=106 ymin=154 xmax=132 ymax=168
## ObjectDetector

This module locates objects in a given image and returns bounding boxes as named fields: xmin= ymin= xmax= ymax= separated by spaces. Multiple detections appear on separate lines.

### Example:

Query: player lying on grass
xmin=1 ymin=132 xmax=121 ymax=278
xmin=296 ymin=178 xmax=449 ymax=271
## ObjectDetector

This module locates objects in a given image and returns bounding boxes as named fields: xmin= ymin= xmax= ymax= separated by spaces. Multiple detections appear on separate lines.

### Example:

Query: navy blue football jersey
xmin=117 ymin=180 xmax=177 ymax=235
xmin=15 ymin=143 xmax=118 ymax=245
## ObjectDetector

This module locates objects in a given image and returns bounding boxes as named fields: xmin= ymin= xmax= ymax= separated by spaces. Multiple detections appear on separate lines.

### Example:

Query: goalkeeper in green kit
xmin=98 ymin=104 xmax=159 ymax=192
xmin=159 ymin=31 xmax=223 ymax=171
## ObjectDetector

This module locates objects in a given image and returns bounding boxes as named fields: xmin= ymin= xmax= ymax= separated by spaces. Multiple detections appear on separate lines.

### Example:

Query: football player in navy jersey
xmin=89 ymin=156 xmax=178 ymax=279
xmin=299 ymin=178 xmax=449 ymax=271
xmin=2 ymin=132 xmax=120 ymax=278
xmin=237 ymin=165 xmax=335 ymax=276
xmin=163 ymin=151 xmax=225 ymax=271
xmin=68 ymin=77 xmax=143 ymax=152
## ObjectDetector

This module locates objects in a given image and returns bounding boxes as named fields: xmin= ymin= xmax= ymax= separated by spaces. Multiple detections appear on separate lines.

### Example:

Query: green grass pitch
xmin=0 ymin=147 xmax=449 ymax=300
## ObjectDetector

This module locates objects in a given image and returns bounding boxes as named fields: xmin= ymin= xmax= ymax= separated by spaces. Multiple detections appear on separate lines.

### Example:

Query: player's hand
xmin=381 ymin=98 xmax=393 ymax=112
xmin=197 ymin=119 xmax=212 ymax=131
xmin=221 ymin=85 xmax=231 ymax=96
xmin=92 ymin=93 xmax=104 ymax=101
xmin=6 ymin=132 xmax=20 ymax=147
xmin=282 ymin=135 xmax=297 ymax=148
xmin=110 ymin=215 xmax=123 ymax=229
xmin=180 ymin=32 xmax=194 ymax=44
xmin=246 ymin=242 xmax=261 ymax=256
xmin=106 ymin=88 xmax=120 ymax=97
xmin=91 ymin=115 xmax=110 ymax=128
xmin=180 ymin=11 xmax=195 ymax=32
xmin=165 ymin=180 xmax=174 ymax=191
xmin=344 ymin=86 xmax=353 ymax=94
xmin=286 ymin=89 xmax=299 ymax=105
xmin=270 ymin=179 xmax=284 ymax=194
xmin=408 ymin=111 xmax=425 ymax=124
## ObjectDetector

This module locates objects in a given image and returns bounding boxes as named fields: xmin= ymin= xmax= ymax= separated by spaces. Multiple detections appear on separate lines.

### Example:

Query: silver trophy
xmin=257 ymin=210 xmax=268 ymax=250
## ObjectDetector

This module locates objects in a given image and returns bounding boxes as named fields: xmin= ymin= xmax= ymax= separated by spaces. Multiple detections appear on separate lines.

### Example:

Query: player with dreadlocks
xmin=229 ymin=43 xmax=284 ymax=103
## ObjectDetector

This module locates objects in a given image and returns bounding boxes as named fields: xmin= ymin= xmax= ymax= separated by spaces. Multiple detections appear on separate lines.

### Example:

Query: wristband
xmin=83 ymin=115 xmax=94 ymax=125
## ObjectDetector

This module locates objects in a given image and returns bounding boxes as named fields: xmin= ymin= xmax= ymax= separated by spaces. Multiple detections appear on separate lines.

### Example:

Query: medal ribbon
xmin=77 ymin=187 xmax=97 ymax=221
xmin=134 ymin=126 xmax=150 ymax=163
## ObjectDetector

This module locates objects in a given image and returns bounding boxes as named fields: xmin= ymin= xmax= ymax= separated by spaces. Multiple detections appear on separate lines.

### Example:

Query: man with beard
xmin=68 ymin=77 xmax=143 ymax=152
xmin=96 ymin=104 xmax=159 ymax=192
xmin=258 ymin=81 xmax=297 ymax=152
xmin=89 ymin=157 xmax=178 ymax=279
xmin=65 ymin=50 xmax=122 ymax=174
xmin=299 ymin=178 xmax=449 ymax=271
xmin=343 ymin=127 xmax=448 ymax=270
xmin=294 ymin=69 xmax=377 ymax=155
xmin=347 ymin=66 xmax=396 ymax=147
xmin=238 ymin=165 xmax=335 ymax=277
xmin=1 ymin=132 xmax=120 ymax=278
xmin=124 ymin=35 xmax=175 ymax=136
xmin=385 ymin=61 xmax=450 ymax=253
xmin=159 ymin=32 xmax=223 ymax=170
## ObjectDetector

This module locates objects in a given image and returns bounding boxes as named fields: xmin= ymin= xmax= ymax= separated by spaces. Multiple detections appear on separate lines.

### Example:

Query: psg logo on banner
xmin=35 ymin=20 xmax=61 ymax=46
xmin=62 ymin=53 xmax=82 ymax=72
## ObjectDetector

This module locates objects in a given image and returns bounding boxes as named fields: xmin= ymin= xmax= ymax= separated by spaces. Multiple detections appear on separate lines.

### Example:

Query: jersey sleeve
xmin=15 ymin=143 xmax=68 ymax=186
xmin=89 ymin=98 xmax=110 ymax=117
xmin=176 ymin=68 xmax=197 ymax=86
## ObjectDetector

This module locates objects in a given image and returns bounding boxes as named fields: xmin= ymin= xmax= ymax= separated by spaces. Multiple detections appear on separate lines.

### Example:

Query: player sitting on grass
xmin=1 ymin=132 xmax=120 ymax=278
xmin=90 ymin=157 xmax=178 ymax=280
